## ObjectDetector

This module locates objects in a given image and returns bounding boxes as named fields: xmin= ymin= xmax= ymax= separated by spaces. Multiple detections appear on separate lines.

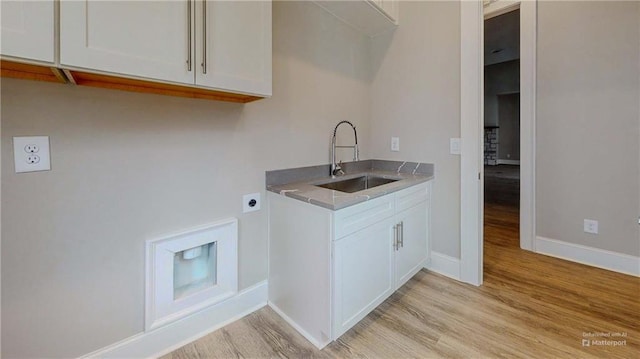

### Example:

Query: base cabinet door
xmin=1 ymin=0 xmax=54 ymax=62
xmin=333 ymin=218 xmax=395 ymax=338
xmin=395 ymin=200 xmax=428 ymax=288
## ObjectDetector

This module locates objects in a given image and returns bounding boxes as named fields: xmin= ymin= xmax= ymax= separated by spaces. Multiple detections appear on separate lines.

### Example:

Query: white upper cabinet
xmin=59 ymin=0 xmax=272 ymax=97
xmin=1 ymin=0 xmax=55 ymax=63
xmin=60 ymin=1 xmax=194 ymax=85
xmin=377 ymin=0 xmax=399 ymax=22
xmin=313 ymin=0 xmax=398 ymax=37
xmin=195 ymin=0 xmax=272 ymax=96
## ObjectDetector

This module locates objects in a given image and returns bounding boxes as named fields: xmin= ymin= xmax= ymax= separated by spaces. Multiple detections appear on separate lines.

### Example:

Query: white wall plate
xmin=13 ymin=136 xmax=51 ymax=173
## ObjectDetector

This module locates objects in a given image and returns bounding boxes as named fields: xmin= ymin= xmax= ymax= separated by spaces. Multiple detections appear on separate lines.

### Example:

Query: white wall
xmin=1 ymin=2 xmax=371 ymax=357
xmin=369 ymin=1 xmax=461 ymax=257
xmin=536 ymin=1 xmax=640 ymax=256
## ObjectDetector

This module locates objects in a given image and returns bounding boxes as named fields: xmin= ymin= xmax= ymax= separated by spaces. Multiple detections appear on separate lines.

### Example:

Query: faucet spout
xmin=331 ymin=121 xmax=359 ymax=177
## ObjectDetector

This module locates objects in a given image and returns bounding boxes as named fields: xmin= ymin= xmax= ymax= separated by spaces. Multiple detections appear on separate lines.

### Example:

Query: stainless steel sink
xmin=315 ymin=175 xmax=399 ymax=193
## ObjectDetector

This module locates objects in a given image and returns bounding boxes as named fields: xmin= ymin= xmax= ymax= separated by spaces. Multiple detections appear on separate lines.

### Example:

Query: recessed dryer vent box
xmin=145 ymin=218 xmax=238 ymax=331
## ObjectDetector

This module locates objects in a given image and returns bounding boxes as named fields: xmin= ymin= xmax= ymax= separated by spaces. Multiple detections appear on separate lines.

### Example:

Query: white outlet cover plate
xmin=243 ymin=192 xmax=261 ymax=213
xmin=13 ymin=136 xmax=51 ymax=173
xmin=391 ymin=137 xmax=400 ymax=152
xmin=583 ymin=219 xmax=599 ymax=234
xmin=450 ymin=138 xmax=461 ymax=155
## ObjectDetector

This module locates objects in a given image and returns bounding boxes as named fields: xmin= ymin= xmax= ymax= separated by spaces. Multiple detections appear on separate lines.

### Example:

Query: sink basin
xmin=315 ymin=175 xmax=399 ymax=193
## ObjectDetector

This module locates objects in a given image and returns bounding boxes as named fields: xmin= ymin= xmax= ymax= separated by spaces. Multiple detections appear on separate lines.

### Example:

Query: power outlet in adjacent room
xmin=450 ymin=138 xmax=461 ymax=155
xmin=13 ymin=136 xmax=51 ymax=173
xmin=243 ymin=193 xmax=261 ymax=213
xmin=391 ymin=137 xmax=400 ymax=152
xmin=583 ymin=219 xmax=599 ymax=234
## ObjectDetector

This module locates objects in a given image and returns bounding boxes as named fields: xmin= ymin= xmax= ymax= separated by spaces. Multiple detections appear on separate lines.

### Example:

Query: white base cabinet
xmin=268 ymin=181 xmax=431 ymax=348
xmin=395 ymin=200 xmax=429 ymax=285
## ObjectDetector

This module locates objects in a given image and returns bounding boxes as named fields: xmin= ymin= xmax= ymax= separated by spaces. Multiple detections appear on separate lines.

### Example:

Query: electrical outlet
xmin=243 ymin=192 xmax=261 ymax=213
xmin=391 ymin=137 xmax=400 ymax=152
xmin=26 ymin=155 xmax=41 ymax=164
xmin=450 ymin=138 xmax=461 ymax=155
xmin=13 ymin=136 xmax=51 ymax=173
xmin=25 ymin=144 xmax=40 ymax=153
xmin=584 ymin=219 xmax=598 ymax=234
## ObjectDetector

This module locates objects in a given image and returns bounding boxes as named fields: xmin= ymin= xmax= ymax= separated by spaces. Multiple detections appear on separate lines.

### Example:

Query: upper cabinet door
xmin=1 ymin=0 xmax=54 ymax=63
xmin=60 ymin=0 xmax=194 ymax=84
xmin=195 ymin=0 xmax=272 ymax=96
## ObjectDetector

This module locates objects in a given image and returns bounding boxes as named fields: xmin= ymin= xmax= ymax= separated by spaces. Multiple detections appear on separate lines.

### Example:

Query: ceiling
xmin=484 ymin=9 xmax=520 ymax=66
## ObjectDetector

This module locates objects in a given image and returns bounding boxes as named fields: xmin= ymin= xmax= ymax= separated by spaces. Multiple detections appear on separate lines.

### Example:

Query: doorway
xmin=459 ymin=0 xmax=536 ymax=285
xmin=483 ymin=7 xmax=522 ymax=264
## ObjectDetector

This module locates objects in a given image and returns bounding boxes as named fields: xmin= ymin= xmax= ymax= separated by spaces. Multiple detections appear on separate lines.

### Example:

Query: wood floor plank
xmin=163 ymin=177 xmax=639 ymax=358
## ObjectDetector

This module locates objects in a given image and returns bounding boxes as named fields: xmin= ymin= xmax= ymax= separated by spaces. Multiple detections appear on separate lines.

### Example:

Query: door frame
xmin=460 ymin=0 xmax=537 ymax=285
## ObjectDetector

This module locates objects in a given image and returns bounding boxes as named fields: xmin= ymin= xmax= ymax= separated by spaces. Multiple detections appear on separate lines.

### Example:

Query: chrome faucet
xmin=331 ymin=120 xmax=359 ymax=177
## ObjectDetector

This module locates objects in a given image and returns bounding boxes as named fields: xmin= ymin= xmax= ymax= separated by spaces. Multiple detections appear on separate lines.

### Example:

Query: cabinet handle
xmin=399 ymin=221 xmax=404 ymax=248
xmin=202 ymin=0 xmax=207 ymax=74
xmin=187 ymin=0 xmax=192 ymax=71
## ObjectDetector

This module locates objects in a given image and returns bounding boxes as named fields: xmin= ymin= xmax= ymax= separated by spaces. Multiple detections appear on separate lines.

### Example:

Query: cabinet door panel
xmin=395 ymin=201 xmax=428 ymax=288
xmin=196 ymin=0 xmax=271 ymax=96
xmin=333 ymin=218 xmax=395 ymax=338
xmin=60 ymin=0 xmax=193 ymax=84
xmin=1 ymin=0 xmax=54 ymax=62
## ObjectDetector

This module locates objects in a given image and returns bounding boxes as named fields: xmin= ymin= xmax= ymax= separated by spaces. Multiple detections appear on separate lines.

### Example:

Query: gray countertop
xmin=266 ymin=160 xmax=434 ymax=210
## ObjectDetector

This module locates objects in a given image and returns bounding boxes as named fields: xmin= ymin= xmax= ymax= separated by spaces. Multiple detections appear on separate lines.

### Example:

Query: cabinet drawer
xmin=334 ymin=195 xmax=394 ymax=240
xmin=395 ymin=182 xmax=428 ymax=212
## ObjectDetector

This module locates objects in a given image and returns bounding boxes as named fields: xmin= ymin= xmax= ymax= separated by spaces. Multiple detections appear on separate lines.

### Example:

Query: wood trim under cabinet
xmin=0 ymin=60 xmax=66 ymax=83
xmin=67 ymin=70 xmax=263 ymax=103
xmin=0 ymin=59 xmax=264 ymax=104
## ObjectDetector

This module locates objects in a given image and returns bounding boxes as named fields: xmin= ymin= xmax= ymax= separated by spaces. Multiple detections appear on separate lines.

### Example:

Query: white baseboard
xmin=80 ymin=280 xmax=268 ymax=358
xmin=497 ymin=159 xmax=520 ymax=165
xmin=536 ymin=237 xmax=640 ymax=277
xmin=267 ymin=302 xmax=329 ymax=349
xmin=426 ymin=251 xmax=461 ymax=280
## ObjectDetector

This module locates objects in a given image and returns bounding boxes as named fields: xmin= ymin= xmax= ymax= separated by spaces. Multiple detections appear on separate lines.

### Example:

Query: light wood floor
xmin=164 ymin=203 xmax=639 ymax=358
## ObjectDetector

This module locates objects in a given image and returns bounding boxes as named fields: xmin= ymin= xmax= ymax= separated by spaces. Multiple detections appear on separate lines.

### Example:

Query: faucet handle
xmin=333 ymin=161 xmax=345 ymax=176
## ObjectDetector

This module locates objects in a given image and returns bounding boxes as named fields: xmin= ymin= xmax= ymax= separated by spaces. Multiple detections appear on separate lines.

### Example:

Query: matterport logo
xmin=582 ymin=332 xmax=628 ymax=347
